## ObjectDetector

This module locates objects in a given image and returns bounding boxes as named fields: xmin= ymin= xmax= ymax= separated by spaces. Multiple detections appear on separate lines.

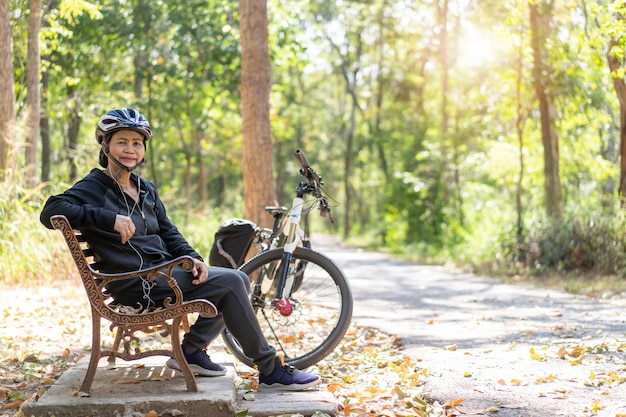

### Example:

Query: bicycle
xmin=215 ymin=149 xmax=353 ymax=369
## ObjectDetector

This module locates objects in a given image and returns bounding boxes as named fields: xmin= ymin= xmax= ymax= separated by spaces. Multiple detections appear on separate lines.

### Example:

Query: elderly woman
xmin=40 ymin=107 xmax=320 ymax=391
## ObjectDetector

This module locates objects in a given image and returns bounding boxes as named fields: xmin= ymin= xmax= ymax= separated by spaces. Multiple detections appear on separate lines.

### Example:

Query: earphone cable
xmin=109 ymin=166 xmax=156 ymax=311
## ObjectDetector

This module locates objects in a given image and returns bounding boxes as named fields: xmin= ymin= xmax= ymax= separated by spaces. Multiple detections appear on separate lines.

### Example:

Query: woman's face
xmin=107 ymin=129 xmax=146 ymax=170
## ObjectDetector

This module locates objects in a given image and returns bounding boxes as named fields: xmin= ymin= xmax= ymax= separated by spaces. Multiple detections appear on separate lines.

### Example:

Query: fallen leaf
xmin=530 ymin=347 xmax=544 ymax=360
xmin=590 ymin=399 xmax=606 ymax=412
xmin=326 ymin=382 xmax=344 ymax=393
xmin=0 ymin=400 xmax=23 ymax=410
xmin=342 ymin=402 xmax=369 ymax=414
xmin=444 ymin=398 xmax=464 ymax=408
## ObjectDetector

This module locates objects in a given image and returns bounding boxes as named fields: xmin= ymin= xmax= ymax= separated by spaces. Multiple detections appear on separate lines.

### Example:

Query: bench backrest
xmin=49 ymin=215 xmax=112 ymax=306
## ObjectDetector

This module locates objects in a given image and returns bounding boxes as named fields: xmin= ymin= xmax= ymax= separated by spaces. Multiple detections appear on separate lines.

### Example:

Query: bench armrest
xmin=92 ymin=255 xmax=194 ymax=308
xmin=50 ymin=215 xmax=197 ymax=310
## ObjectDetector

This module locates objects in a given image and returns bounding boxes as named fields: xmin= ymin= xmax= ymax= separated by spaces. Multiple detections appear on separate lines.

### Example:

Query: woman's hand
xmin=191 ymin=258 xmax=209 ymax=285
xmin=114 ymin=214 xmax=135 ymax=244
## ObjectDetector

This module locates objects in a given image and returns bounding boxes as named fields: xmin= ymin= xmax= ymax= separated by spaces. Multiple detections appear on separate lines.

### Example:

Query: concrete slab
xmin=21 ymin=355 xmax=236 ymax=417
xmin=21 ymin=353 xmax=339 ymax=417
xmin=239 ymin=390 xmax=339 ymax=417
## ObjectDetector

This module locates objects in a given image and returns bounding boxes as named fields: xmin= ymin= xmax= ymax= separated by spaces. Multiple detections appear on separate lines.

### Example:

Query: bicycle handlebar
xmin=293 ymin=149 xmax=334 ymax=223
xmin=294 ymin=149 xmax=321 ymax=187
xmin=294 ymin=149 xmax=310 ymax=168
xmin=294 ymin=149 xmax=322 ymax=185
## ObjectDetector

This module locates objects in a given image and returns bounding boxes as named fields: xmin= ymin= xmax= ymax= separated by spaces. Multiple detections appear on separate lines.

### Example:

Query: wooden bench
xmin=49 ymin=215 xmax=218 ymax=394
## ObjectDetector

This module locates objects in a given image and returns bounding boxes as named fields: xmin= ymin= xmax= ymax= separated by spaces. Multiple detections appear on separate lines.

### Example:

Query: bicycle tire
xmin=222 ymin=246 xmax=353 ymax=369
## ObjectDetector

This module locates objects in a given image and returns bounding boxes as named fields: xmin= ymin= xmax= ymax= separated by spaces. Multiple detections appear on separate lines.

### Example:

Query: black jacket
xmin=41 ymin=169 xmax=201 ymax=299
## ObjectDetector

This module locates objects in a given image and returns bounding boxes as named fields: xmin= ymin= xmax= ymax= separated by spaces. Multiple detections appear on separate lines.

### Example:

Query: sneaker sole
xmin=258 ymin=377 xmax=321 ymax=392
xmin=165 ymin=358 xmax=227 ymax=377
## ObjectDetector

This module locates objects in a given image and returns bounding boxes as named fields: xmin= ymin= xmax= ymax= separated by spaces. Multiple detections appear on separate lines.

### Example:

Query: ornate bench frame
xmin=50 ymin=215 xmax=218 ymax=394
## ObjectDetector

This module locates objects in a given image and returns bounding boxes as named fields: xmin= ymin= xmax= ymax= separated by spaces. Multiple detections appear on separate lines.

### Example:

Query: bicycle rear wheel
xmin=222 ymin=247 xmax=353 ymax=369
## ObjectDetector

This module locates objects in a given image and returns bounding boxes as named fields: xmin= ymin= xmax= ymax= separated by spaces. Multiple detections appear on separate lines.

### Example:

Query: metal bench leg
xmin=171 ymin=317 xmax=198 ymax=392
xmin=108 ymin=327 xmax=123 ymax=365
xmin=79 ymin=308 xmax=102 ymax=394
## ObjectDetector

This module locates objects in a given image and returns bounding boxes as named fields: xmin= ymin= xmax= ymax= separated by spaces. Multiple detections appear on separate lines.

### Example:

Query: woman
xmin=40 ymin=107 xmax=320 ymax=391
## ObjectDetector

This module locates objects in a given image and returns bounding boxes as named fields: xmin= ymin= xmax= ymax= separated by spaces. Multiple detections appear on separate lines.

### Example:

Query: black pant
xmin=114 ymin=266 xmax=277 ymax=375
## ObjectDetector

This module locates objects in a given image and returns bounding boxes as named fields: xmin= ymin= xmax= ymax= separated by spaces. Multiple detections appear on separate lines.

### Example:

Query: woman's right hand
xmin=114 ymin=214 xmax=135 ymax=244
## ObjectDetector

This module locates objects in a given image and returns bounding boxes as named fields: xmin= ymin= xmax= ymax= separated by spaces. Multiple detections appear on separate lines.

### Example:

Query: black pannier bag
xmin=209 ymin=218 xmax=259 ymax=268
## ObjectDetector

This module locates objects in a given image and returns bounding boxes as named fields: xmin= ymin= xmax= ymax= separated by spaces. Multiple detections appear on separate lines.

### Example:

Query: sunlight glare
xmin=458 ymin=26 xmax=497 ymax=67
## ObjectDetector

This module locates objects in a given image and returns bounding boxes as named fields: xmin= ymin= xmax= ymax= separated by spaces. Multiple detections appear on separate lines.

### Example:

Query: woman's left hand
xmin=191 ymin=258 xmax=209 ymax=285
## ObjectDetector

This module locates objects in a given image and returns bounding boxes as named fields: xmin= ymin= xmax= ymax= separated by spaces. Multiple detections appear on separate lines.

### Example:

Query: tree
xmin=607 ymin=2 xmax=626 ymax=207
xmin=238 ymin=0 xmax=277 ymax=228
xmin=530 ymin=0 xmax=562 ymax=218
xmin=0 ymin=0 xmax=15 ymax=180
xmin=24 ymin=0 xmax=42 ymax=188
xmin=325 ymin=24 xmax=363 ymax=239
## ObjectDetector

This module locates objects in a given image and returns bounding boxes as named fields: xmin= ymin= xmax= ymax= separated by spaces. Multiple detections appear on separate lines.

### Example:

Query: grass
xmin=501 ymin=271 xmax=626 ymax=298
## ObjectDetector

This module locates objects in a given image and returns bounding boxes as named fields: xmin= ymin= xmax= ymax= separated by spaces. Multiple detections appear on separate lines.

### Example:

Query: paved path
xmin=313 ymin=234 xmax=626 ymax=417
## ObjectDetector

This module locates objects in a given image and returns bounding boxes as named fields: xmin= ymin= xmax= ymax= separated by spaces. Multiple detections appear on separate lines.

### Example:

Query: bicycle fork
xmin=273 ymin=196 xmax=305 ymax=316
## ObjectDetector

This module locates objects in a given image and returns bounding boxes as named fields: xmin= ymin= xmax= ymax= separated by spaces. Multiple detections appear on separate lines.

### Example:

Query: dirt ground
xmin=3 ymin=236 xmax=626 ymax=417
xmin=0 ymin=282 xmax=92 ymax=417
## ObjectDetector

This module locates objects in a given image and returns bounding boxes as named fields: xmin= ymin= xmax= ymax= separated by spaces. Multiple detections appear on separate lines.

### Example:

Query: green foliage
xmin=7 ymin=0 xmax=626 ymax=285
xmin=0 ymin=181 xmax=71 ymax=285
xmin=0 ymin=178 xmax=226 ymax=285
xmin=478 ymin=207 xmax=626 ymax=278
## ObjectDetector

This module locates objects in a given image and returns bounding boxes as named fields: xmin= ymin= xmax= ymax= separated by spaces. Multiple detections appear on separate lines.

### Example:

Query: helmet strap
xmin=103 ymin=145 xmax=146 ymax=173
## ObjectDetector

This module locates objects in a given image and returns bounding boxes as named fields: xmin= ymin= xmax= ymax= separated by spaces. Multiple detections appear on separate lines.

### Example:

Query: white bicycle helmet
xmin=95 ymin=107 xmax=152 ymax=144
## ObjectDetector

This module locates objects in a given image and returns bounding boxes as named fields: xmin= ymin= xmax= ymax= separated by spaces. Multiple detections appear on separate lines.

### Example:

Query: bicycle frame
xmin=273 ymin=182 xmax=312 ymax=308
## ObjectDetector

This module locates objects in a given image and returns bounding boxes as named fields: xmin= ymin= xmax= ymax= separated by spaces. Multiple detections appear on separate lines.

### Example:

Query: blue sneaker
xmin=166 ymin=348 xmax=227 ymax=377
xmin=258 ymin=357 xmax=321 ymax=391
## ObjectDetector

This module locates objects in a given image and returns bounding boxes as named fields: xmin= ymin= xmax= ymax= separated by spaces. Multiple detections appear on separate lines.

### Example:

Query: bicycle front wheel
xmin=222 ymin=247 xmax=353 ymax=369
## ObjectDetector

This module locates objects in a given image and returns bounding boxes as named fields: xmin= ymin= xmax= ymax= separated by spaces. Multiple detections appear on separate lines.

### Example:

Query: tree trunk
xmin=39 ymin=0 xmax=56 ymax=183
xmin=197 ymin=129 xmax=208 ymax=208
xmin=328 ymin=25 xmax=363 ymax=239
xmin=0 ymin=0 xmax=15 ymax=180
xmin=67 ymin=86 xmax=81 ymax=182
xmin=343 ymin=95 xmax=356 ymax=239
xmin=607 ymin=15 xmax=626 ymax=207
xmin=239 ymin=0 xmax=277 ymax=228
xmin=40 ymin=63 xmax=50 ymax=183
xmin=25 ymin=0 xmax=42 ymax=188
xmin=530 ymin=0 xmax=562 ymax=218
xmin=133 ymin=0 xmax=149 ymax=99
xmin=438 ymin=0 xmax=452 ymax=196
xmin=515 ymin=31 xmax=526 ymax=245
